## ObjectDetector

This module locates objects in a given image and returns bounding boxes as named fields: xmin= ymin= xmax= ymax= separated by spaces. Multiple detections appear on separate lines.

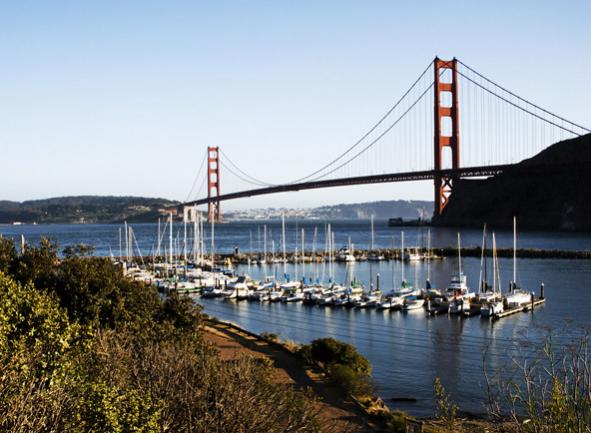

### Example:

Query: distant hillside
xmin=0 ymin=196 xmax=432 ymax=224
xmin=0 ymin=196 xmax=178 ymax=224
xmin=434 ymin=134 xmax=591 ymax=231
xmin=311 ymin=200 xmax=432 ymax=220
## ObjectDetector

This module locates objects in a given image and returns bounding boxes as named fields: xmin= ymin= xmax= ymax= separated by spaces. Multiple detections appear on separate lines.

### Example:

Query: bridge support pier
xmin=433 ymin=57 xmax=460 ymax=217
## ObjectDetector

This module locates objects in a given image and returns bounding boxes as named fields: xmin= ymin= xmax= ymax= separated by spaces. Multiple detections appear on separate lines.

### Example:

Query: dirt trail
xmin=203 ymin=320 xmax=377 ymax=433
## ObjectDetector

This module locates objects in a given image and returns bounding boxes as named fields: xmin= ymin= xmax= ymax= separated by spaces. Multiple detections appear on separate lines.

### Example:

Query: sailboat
xmin=505 ymin=217 xmax=532 ymax=307
xmin=472 ymin=224 xmax=497 ymax=305
xmin=402 ymin=295 xmax=425 ymax=311
xmin=424 ymin=229 xmax=441 ymax=297
xmin=336 ymin=237 xmax=356 ymax=262
xmin=368 ymin=215 xmax=385 ymax=261
xmin=379 ymin=233 xmax=413 ymax=310
xmin=447 ymin=233 xmax=475 ymax=314
xmin=480 ymin=233 xmax=504 ymax=317
xmin=257 ymin=225 xmax=267 ymax=265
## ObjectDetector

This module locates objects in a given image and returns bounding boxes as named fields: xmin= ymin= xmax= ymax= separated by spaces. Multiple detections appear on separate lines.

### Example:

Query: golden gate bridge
xmin=179 ymin=57 xmax=590 ymax=222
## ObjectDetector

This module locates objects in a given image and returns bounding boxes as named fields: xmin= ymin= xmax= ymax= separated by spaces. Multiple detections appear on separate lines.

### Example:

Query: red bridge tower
xmin=207 ymin=146 xmax=221 ymax=223
xmin=433 ymin=57 xmax=460 ymax=217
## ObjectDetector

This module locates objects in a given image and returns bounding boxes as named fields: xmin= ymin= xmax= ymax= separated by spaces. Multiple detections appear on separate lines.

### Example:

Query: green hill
xmin=0 ymin=196 xmax=178 ymax=224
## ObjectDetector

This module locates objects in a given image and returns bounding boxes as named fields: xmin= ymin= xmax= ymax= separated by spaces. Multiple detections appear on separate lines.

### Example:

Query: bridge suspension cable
xmin=457 ymin=60 xmax=590 ymax=134
xmin=286 ymin=59 xmax=435 ymax=184
xmin=303 ymin=81 xmax=435 ymax=182
xmin=219 ymin=149 xmax=275 ymax=187
xmin=184 ymin=151 xmax=208 ymax=202
xmin=456 ymin=66 xmax=588 ymax=137
xmin=219 ymin=158 xmax=272 ymax=188
xmin=210 ymin=60 xmax=436 ymax=190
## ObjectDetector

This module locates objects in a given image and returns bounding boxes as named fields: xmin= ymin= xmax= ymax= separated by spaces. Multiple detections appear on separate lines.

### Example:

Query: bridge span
xmin=181 ymin=163 xmax=518 ymax=208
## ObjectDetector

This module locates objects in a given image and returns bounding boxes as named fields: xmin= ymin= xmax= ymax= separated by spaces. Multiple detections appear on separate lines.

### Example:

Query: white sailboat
xmin=402 ymin=296 xmax=425 ymax=311
xmin=505 ymin=217 xmax=532 ymax=307
xmin=424 ymin=229 xmax=441 ymax=297
xmin=480 ymin=233 xmax=504 ymax=317
xmin=448 ymin=233 xmax=475 ymax=314
xmin=337 ymin=239 xmax=355 ymax=262
xmin=368 ymin=215 xmax=385 ymax=261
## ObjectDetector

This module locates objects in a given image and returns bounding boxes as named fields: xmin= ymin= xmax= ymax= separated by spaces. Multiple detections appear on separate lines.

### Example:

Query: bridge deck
xmin=181 ymin=164 xmax=511 ymax=207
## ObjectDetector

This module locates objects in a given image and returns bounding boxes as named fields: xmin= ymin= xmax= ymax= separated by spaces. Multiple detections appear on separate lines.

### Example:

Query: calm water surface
xmin=2 ymin=221 xmax=590 ymax=416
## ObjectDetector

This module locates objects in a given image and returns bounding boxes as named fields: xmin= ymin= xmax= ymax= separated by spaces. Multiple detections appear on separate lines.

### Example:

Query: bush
xmin=0 ymin=240 xmax=323 ymax=432
xmin=434 ymin=377 xmax=461 ymax=432
xmin=77 ymin=328 xmax=319 ymax=433
xmin=0 ymin=272 xmax=83 ymax=432
xmin=305 ymin=337 xmax=371 ymax=375
xmin=329 ymin=364 xmax=373 ymax=396
xmin=489 ymin=334 xmax=591 ymax=433
xmin=299 ymin=337 xmax=373 ymax=397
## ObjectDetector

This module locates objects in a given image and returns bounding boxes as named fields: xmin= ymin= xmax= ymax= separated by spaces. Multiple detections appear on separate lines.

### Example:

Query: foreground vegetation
xmin=1 ymin=237 xmax=588 ymax=432
xmin=0 ymin=237 xmax=319 ymax=432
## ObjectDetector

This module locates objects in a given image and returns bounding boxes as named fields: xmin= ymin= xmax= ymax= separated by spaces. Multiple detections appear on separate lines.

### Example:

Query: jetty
xmin=494 ymin=297 xmax=546 ymax=319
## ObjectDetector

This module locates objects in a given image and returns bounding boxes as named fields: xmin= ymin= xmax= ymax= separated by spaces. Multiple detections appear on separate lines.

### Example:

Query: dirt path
xmin=203 ymin=319 xmax=378 ymax=433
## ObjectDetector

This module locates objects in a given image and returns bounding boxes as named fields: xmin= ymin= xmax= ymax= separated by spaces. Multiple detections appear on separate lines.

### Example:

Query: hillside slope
xmin=0 ymin=196 xmax=178 ymax=224
xmin=434 ymin=134 xmax=591 ymax=231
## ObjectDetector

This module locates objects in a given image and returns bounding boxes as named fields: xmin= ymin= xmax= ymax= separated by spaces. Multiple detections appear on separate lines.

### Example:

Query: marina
xmin=115 ymin=215 xmax=549 ymax=323
xmin=2 ymin=220 xmax=589 ymax=417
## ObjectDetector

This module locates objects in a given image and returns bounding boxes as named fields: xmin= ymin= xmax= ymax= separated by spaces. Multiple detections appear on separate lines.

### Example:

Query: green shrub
xmin=434 ymin=377 xmax=461 ymax=433
xmin=306 ymin=337 xmax=371 ymax=374
xmin=329 ymin=364 xmax=373 ymax=396
xmin=0 ymin=240 xmax=323 ymax=432
xmin=298 ymin=337 xmax=373 ymax=397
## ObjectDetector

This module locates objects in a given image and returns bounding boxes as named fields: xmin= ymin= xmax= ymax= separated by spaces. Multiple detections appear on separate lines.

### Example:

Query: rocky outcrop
xmin=433 ymin=134 xmax=591 ymax=231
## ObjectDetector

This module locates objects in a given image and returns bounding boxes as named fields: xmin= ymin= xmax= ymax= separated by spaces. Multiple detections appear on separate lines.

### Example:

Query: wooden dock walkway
xmin=494 ymin=298 xmax=546 ymax=319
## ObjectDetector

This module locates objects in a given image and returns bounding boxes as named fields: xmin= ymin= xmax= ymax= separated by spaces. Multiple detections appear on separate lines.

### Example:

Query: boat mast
xmin=478 ymin=224 xmax=487 ymax=293
xmin=391 ymin=236 xmax=396 ymax=288
xmin=427 ymin=229 xmax=431 ymax=282
xmin=301 ymin=228 xmax=305 ymax=280
xmin=401 ymin=231 xmax=405 ymax=284
xmin=457 ymin=232 xmax=462 ymax=276
xmin=210 ymin=213 xmax=215 ymax=268
xmin=157 ymin=218 xmax=161 ymax=257
xmin=294 ymin=229 xmax=299 ymax=282
xmin=313 ymin=226 xmax=318 ymax=281
xmin=492 ymin=232 xmax=497 ymax=295
xmin=198 ymin=206 xmax=201 ymax=265
xmin=331 ymin=230 xmax=335 ymax=281
xmin=200 ymin=214 xmax=205 ymax=265
xmin=263 ymin=224 xmax=267 ymax=263
xmin=183 ymin=217 xmax=187 ymax=265
xmin=169 ymin=213 xmax=173 ymax=267
xmin=124 ymin=221 xmax=129 ymax=262
xmin=370 ymin=215 xmax=375 ymax=251
xmin=282 ymin=213 xmax=287 ymax=274
xmin=513 ymin=216 xmax=517 ymax=289
xmin=118 ymin=227 xmax=122 ymax=263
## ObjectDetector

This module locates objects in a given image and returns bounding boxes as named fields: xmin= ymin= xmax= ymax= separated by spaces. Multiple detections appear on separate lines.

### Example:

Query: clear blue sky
xmin=1 ymin=1 xmax=589 ymax=210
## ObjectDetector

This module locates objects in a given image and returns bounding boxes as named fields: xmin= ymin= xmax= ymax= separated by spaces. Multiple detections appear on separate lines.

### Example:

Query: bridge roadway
xmin=180 ymin=164 xmax=513 ymax=208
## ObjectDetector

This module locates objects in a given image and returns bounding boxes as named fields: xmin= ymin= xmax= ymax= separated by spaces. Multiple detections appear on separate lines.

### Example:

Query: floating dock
xmin=494 ymin=298 xmax=546 ymax=319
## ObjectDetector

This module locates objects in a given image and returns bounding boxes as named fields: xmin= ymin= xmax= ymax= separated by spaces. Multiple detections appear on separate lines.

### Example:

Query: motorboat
xmin=377 ymin=295 xmax=403 ymax=310
xmin=336 ymin=247 xmax=355 ymax=262
xmin=402 ymin=296 xmax=425 ymax=311
xmin=354 ymin=289 xmax=382 ymax=308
